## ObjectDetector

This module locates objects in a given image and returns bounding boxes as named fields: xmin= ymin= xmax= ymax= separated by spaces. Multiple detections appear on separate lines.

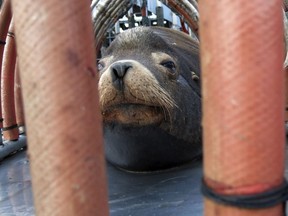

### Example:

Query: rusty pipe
xmin=12 ymin=0 xmax=109 ymax=215
xmin=14 ymin=62 xmax=25 ymax=133
xmin=0 ymin=0 xmax=12 ymax=129
xmin=141 ymin=0 xmax=147 ymax=17
xmin=2 ymin=20 xmax=19 ymax=141
xmin=200 ymin=0 xmax=285 ymax=215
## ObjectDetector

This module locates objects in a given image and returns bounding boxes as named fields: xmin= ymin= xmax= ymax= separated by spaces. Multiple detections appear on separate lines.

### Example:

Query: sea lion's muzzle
xmin=99 ymin=59 xmax=174 ymax=126
xmin=110 ymin=61 xmax=133 ymax=91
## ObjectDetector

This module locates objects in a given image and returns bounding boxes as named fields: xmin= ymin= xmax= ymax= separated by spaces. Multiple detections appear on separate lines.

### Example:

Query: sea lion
xmin=98 ymin=26 xmax=202 ymax=171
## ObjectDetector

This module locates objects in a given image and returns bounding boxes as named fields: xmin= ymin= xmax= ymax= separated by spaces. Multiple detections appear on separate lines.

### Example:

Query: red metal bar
xmin=200 ymin=0 xmax=285 ymax=215
xmin=180 ymin=17 xmax=189 ymax=34
xmin=12 ymin=0 xmax=109 ymax=215
xmin=0 ymin=0 xmax=12 ymax=128
xmin=2 ymin=21 xmax=19 ymax=141
xmin=141 ymin=0 xmax=147 ymax=17
xmin=14 ymin=62 xmax=25 ymax=133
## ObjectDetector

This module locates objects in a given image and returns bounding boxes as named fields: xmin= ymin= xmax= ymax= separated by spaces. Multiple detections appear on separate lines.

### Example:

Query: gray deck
xmin=1 ymin=140 xmax=287 ymax=216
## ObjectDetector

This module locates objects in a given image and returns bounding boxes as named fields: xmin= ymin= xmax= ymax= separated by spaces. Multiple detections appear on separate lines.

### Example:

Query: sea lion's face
xmin=97 ymin=27 xmax=202 ymax=171
xmin=98 ymin=29 xmax=179 ymax=127
xmin=98 ymin=54 xmax=179 ymax=127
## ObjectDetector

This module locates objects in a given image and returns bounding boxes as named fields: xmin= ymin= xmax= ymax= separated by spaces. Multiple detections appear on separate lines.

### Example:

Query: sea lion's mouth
xmin=102 ymin=103 xmax=164 ymax=126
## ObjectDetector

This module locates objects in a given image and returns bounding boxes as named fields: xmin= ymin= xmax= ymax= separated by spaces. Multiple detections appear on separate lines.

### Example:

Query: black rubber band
xmin=201 ymin=179 xmax=288 ymax=209
xmin=2 ymin=124 xmax=18 ymax=131
xmin=0 ymin=118 xmax=3 ymax=122
xmin=7 ymin=32 xmax=15 ymax=38
xmin=0 ymin=40 xmax=6 ymax=45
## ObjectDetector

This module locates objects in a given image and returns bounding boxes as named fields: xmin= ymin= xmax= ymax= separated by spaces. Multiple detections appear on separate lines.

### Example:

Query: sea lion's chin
xmin=102 ymin=103 xmax=164 ymax=126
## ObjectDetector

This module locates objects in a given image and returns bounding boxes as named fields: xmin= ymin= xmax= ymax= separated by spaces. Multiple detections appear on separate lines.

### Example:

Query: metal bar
xmin=159 ymin=0 xmax=199 ymax=37
xmin=141 ymin=0 xmax=150 ymax=26
xmin=91 ymin=0 xmax=133 ymax=53
xmin=14 ymin=61 xmax=25 ymax=133
xmin=156 ymin=6 xmax=164 ymax=27
xmin=200 ymin=0 xmax=285 ymax=215
xmin=12 ymin=0 xmax=109 ymax=215
xmin=2 ymin=20 xmax=19 ymax=141
xmin=0 ymin=0 xmax=12 ymax=129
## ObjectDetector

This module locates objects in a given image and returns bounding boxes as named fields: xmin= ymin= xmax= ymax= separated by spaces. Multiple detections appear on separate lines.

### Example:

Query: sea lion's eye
xmin=97 ymin=61 xmax=105 ymax=71
xmin=161 ymin=61 xmax=176 ymax=73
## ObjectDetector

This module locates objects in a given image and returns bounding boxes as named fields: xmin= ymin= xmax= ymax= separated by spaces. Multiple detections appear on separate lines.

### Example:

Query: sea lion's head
xmin=98 ymin=27 xmax=202 ymax=172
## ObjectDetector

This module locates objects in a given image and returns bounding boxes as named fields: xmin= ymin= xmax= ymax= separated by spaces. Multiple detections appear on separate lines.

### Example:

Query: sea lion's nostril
xmin=111 ymin=62 xmax=132 ymax=90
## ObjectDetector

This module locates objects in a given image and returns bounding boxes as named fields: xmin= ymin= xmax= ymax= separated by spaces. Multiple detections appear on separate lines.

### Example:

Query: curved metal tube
xmin=91 ymin=0 xmax=200 ymax=52
xmin=159 ymin=0 xmax=199 ymax=36
xmin=12 ymin=0 xmax=109 ymax=215
xmin=14 ymin=62 xmax=25 ymax=133
xmin=0 ymin=0 xmax=12 ymax=129
xmin=2 ymin=21 xmax=19 ymax=141
xmin=91 ymin=0 xmax=133 ymax=52
xmin=200 ymin=0 xmax=285 ymax=215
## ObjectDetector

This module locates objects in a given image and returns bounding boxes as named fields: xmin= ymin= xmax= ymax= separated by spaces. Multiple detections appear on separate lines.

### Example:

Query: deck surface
xmin=1 ymin=143 xmax=288 ymax=216
xmin=0 ymin=149 xmax=204 ymax=216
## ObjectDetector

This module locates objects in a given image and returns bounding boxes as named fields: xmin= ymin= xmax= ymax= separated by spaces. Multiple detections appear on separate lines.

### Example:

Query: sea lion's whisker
xmin=141 ymin=92 xmax=148 ymax=104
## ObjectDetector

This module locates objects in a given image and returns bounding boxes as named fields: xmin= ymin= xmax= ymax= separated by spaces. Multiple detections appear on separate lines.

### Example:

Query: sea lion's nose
xmin=111 ymin=61 xmax=132 ymax=90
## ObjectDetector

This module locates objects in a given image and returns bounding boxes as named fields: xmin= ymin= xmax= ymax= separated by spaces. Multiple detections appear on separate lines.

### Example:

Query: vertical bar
xmin=14 ymin=62 xmax=25 ymax=134
xmin=156 ymin=6 xmax=164 ymax=27
xmin=200 ymin=0 xmax=285 ymax=216
xmin=128 ymin=8 xmax=135 ymax=29
xmin=12 ymin=0 xmax=109 ymax=215
xmin=141 ymin=0 xmax=150 ymax=26
xmin=2 ymin=21 xmax=19 ymax=141
xmin=0 ymin=0 xmax=12 ymax=129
